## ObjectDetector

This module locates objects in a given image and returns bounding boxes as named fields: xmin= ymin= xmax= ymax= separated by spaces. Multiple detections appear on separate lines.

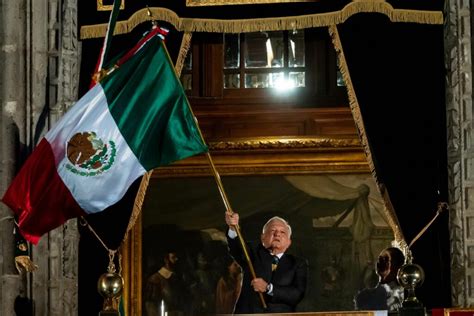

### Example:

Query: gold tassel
xmin=124 ymin=171 xmax=151 ymax=239
xmin=175 ymin=32 xmax=193 ymax=76
xmin=15 ymin=255 xmax=38 ymax=274
xmin=80 ymin=2 xmax=443 ymax=39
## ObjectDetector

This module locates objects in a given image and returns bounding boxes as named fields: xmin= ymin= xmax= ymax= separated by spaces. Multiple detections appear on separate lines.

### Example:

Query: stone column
xmin=445 ymin=0 xmax=473 ymax=307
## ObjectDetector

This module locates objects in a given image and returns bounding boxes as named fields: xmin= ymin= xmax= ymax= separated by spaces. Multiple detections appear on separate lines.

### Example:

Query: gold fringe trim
xmin=15 ymin=255 xmax=38 ymax=273
xmin=123 ymin=171 xmax=151 ymax=241
xmin=80 ymin=1 xmax=443 ymax=39
xmin=175 ymin=32 xmax=193 ymax=76
xmin=328 ymin=24 xmax=405 ymax=245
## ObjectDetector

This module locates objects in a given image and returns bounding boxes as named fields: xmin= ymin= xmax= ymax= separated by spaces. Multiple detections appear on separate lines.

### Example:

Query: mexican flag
xmin=1 ymin=30 xmax=208 ymax=244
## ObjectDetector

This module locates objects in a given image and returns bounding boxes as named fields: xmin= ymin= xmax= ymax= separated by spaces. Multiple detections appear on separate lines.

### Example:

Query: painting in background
xmin=141 ymin=174 xmax=394 ymax=314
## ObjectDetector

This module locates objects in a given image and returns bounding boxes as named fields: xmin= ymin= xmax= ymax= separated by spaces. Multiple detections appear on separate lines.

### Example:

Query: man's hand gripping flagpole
xmin=187 ymin=118 xmax=268 ymax=310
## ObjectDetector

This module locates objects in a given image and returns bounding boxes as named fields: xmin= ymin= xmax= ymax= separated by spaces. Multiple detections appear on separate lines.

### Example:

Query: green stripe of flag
xmin=101 ymin=35 xmax=208 ymax=169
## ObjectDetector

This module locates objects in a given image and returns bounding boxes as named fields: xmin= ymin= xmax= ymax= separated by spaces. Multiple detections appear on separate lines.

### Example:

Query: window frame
xmin=184 ymin=28 xmax=348 ymax=108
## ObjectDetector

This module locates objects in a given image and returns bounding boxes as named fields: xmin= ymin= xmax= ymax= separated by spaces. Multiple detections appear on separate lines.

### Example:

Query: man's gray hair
xmin=262 ymin=216 xmax=292 ymax=237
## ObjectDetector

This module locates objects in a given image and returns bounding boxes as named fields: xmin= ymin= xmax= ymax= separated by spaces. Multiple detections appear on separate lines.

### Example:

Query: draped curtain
xmin=333 ymin=13 xmax=450 ymax=307
xmin=285 ymin=175 xmax=376 ymax=242
xmin=139 ymin=175 xmax=386 ymax=235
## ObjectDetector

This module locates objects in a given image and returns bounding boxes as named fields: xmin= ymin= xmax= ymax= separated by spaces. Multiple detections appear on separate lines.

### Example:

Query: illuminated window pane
xmin=268 ymin=72 xmax=285 ymax=88
xmin=244 ymin=33 xmax=268 ymax=68
xmin=267 ymin=32 xmax=285 ymax=68
xmin=223 ymin=30 xmax=309 ymax=90
xmin=224 ymin=74 xmax=240 ymax=89
xmin=245 ymin=72 xmax=285 ymax=88
xmin=245 ymin=73 xmax=269 ymax=88
xmin=288 ymin=31 xmax=305 ymax=67
xmin=244 ymin=32 xmax=284 ymax=68
xmin=224 ymin=34 xmax=239 ymax=69
xmin=180 ymin=74 xmax=192 ymax=90
xmin=289 ymin=72 xmax=305 ymax=87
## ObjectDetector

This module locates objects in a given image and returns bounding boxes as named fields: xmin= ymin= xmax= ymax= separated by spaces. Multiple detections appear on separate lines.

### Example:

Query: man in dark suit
xmin=224 ymin=212 xmax=308 ymax=314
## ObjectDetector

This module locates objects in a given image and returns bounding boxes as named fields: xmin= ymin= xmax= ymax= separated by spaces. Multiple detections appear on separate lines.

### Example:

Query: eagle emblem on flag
xmin=65 ymin=131 xmax=116 ymax=176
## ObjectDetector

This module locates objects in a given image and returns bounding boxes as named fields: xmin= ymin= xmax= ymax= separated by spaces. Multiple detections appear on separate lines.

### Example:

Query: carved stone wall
xmin=55 ymin=3 xmax=81 ymax=313
xmin=445 ymin=0 xmax=473 ymax=307
xmin=33 ymin=1 xmax=80 ymax=315
xmin=0 ymin=0 xmax=79 ymax=315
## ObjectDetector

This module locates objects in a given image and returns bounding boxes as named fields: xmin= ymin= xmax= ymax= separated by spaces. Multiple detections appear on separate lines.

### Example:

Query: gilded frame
xmin=122 ymin=136 xmax=399 ymax=315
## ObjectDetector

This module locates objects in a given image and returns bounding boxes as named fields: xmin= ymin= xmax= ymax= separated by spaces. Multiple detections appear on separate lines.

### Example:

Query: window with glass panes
xmin=224 ymin=31 xmax=306 ymax=89
xmin=180 ymin=29 xmax=346 ymax=107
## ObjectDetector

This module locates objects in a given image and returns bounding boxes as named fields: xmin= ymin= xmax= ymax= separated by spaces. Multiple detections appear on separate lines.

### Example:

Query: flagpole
xmin=160 ymin=40 xmax=266 ymax=305
xmin=90 ymin=0 xmax=122 ymax=88
xmin=170 ymin=36 xmax=268 ymax=307
xmin=191 ymin=119 xmax=268 ymax=310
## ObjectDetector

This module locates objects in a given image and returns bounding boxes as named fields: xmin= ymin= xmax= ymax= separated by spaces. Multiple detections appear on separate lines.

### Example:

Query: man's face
xmin=261 ymin=219 xmax=292 ymax=254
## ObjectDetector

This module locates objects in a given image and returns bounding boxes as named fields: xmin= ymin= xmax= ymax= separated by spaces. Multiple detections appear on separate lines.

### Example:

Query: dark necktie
xmin=272 ymin=255 xmax=279 ymax=272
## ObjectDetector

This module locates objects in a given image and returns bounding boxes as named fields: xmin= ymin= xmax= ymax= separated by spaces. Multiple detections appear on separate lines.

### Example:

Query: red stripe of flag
xmin=2 ymin=139 xmax=86 ymax=244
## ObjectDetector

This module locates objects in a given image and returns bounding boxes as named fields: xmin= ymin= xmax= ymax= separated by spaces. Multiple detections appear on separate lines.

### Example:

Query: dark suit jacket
xmin=227 ymin=235 xmax=308 ymax=314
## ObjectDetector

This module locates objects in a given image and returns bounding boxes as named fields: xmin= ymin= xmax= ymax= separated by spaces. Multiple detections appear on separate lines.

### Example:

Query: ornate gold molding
xmin=153 ymin=163 xmax=370 ymax=177
xmin=209 ymin=136 xmax=361 ymax=150
xmin=150 ymin=136 xmax=369 ymax=177
xmin=97 ymin=0 xmax=125 ymax=11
